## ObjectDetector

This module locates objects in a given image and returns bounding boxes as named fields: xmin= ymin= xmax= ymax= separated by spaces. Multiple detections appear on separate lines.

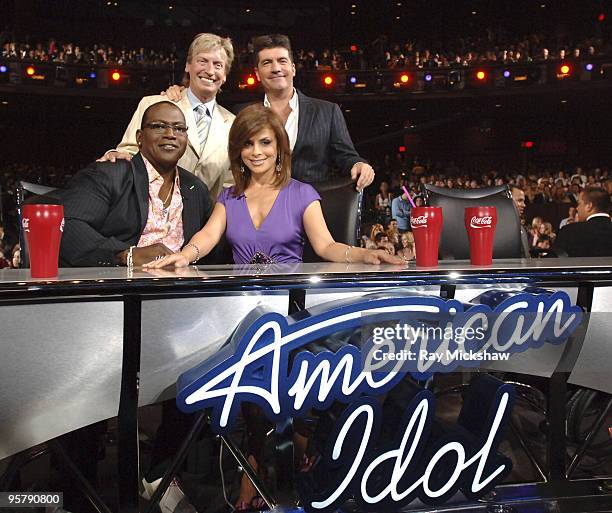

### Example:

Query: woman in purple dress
xmin=146 ymin=104 xmax=402 ymax=509
xmin=146 ymin=103 xmax=402 ymax=268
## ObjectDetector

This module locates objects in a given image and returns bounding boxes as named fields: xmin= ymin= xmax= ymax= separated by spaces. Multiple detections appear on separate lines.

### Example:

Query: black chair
xmin=302 ymin=178 xmax=363 ymax=262
xmin=16 ymin=181 xmax=58 ymax=268
xmin=420 ymin=183 xmax=522 ymax=260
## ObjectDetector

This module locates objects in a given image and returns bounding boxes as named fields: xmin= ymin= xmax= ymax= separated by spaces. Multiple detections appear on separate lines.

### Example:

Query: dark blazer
xmin=553 ymin=215 xmax=612 ymax=257
xmin=235 ymin=90 xmax=364 ymax=183
xmin=291 ymin=91 xmax=363 ymax=183
xmin=55 ymin=153 xmax=213 ymax=267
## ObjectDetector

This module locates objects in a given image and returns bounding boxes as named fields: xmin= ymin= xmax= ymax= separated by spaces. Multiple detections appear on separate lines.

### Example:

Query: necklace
xmin=161 ymin=181 xmax=174 ymax=222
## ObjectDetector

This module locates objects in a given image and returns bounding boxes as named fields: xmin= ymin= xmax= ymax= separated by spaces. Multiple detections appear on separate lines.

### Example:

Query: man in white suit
xmin=101 ymin=33 xmax=235 ymax=199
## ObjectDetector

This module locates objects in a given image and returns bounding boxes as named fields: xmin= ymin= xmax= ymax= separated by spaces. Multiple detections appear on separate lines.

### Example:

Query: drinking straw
xmin=401 ymin=185 xmax=417 ymax=208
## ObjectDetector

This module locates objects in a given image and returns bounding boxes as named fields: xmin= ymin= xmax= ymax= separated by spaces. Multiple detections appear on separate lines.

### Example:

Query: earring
xmin=275 ymin=155 xmax=282 ymax=174
xmin=240 ymin=163 xmax=245 ymax=174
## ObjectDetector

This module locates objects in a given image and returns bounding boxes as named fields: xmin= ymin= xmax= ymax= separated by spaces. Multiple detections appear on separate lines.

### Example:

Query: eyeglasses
xmin=143 ymin=122 xmax=189 ymax=135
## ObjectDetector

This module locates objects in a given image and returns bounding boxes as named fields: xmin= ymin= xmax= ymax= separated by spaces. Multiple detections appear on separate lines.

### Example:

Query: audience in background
xmin=2 ymin=30 xmax=610 ymax=71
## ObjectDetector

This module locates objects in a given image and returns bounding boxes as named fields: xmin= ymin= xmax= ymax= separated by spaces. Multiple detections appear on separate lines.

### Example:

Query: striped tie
xmin=195 ymin=105 xmax=211 ymax=151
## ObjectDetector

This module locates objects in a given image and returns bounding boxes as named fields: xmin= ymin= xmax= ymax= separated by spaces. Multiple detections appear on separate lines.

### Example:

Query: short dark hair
xmin=140 ymin=101 xmax=184 ymax=128
xmin=582 ymin=186 xmax=610 ymax=214
xmin=374 ymin=232 xmax=386 ymax=243
xmin=252 ymin=34 xmax=293 ymax=66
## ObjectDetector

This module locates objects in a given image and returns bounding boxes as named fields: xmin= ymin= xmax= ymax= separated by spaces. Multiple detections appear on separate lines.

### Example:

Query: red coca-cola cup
xmin=464 ymin=206 xmax=497 ymax=265
xmin=22 ymin=204 xmax=64 ymax=278
xmin=410 ymin=206 xmax=443 ymax=267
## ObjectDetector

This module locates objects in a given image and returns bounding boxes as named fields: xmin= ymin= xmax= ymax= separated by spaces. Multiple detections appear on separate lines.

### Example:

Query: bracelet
xmin=127 ymin=245 xmax=135 ymax=269
xmin=185 ymin=242 xmax=200 ymax=263
xmin=345 ymin=244 xmax=352 ymax=264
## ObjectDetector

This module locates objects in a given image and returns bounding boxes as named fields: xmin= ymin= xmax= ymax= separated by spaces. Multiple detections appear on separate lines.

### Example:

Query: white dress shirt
xmin=263 ymin=88 xmax=299 ymax=151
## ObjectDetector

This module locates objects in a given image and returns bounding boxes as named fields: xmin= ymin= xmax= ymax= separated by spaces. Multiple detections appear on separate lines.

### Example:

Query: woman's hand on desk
xmin=143 ymin=251 xmax=190 ymax=269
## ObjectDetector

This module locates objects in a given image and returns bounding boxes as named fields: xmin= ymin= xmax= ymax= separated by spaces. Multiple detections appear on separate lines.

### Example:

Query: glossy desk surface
xmin=0 ymin=257 xmax=611 ymax=296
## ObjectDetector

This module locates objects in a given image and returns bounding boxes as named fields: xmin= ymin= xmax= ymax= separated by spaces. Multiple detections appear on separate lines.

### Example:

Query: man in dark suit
xmin=252 ymin=34 xmax=374 ymax=190
xmin=54 ymin=101 xmax=210 ymax=512
xmin=58 ymin=101 xmax=212 ymax=267
xmin=553 ymin=186 xmax=612 ymax=257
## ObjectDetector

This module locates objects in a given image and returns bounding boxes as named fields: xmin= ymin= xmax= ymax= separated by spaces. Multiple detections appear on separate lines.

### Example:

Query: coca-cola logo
xmin=469 ymin=216 xmax=493 ymax=229
xmin=410 ymin=215 xmax=428 ymax=229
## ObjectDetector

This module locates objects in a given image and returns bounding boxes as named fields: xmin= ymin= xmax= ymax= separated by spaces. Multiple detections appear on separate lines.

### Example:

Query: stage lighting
xmin=246 ymin=76 xmax=256 ymax=86
xmin=503 ymin=70 xmax=511 ymax=78
xmin=556 ymin=64 xmax=572 ymax=79
xmin=476 ymin=70 xmax=486 ymax=80
xmin=424 ymin=73 xmax=432 ymax=82
xmin=399 ymin=146 xmax=406 ymax=153
xmin=349 ymin=76 xmax=357 ymax=84
xmin=585 ymin=63 xmax=594 ymax=71
xmin=598 ymin=13 xmax=605 ymax=22
xmin=26 ymin=66 xmax=35 ymax=76
xmin=391 ymin=72 xmax=412 ymax=90
xmin=323 ymin=75 xmax=334 ymax=86
xmin=111 ymin=71 xmax=121 ymax=81
xmin=89 ymin=71 xmax=97 ymax=79
xmin=350 ymin=44 xmax=358 ymax=52
xmin=0 ymin=65 xmax=7 ymax=73
xmin=521 ymin=141 xmax=534 ymax=149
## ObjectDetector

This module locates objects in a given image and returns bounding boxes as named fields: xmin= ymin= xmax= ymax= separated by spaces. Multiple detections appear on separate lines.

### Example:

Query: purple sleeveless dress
xmin=217 ymin=179 xmax=321 ymax=264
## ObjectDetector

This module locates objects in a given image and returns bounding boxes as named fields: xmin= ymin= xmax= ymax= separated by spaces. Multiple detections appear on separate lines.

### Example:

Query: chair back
xmin=420 ymin=183 xmax=522 ymax=260
xmin=302 ymin=179 xmax=363 ymax=262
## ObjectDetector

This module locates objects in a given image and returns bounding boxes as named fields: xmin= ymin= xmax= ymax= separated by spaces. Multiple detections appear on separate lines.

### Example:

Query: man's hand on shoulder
xmin=97 ymin=150 xmax=133 ymax=163
xmin=351 ymin=162 xmax=375 ymax=191
xmin=116 ymin=243 xmax=174 ymax=266
xmin=160 ymin=85 xmax=185 ymax=102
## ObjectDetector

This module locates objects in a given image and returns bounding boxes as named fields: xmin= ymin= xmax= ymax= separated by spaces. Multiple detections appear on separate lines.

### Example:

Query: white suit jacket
xmin=112 ymin=94 xmax=235 ymax=199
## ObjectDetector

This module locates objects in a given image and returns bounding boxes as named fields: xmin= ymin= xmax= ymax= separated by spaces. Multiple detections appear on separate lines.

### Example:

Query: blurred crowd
xmin=361 ymin=158 xmax=612 ymax=259
xmin=1 ymin=38 xmax=180 ymax=67
xmin=2 ymin=29 xmax=610 ymax=70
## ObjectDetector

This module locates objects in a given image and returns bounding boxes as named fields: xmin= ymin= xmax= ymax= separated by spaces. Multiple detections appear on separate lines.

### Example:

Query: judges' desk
xmin=1 ymin=258 xmax=612 ymax=513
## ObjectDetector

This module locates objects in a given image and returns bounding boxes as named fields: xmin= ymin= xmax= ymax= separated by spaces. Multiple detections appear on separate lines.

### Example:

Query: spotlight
xmin=323 ymin=75 xmax=334 ymax=86
xmin=424 ymin=73 xmax=432 ymax=82
xmin=89 ymin=71 xmax=97 ymax=79
xmin=399 ymin=146 xmax=406 ymax=153
xmin=349 ymin=76 xmax=357 ymax=84
xmin=246 ymin=76 xmax=256 ymax=86
xmin=400 ymin=73 xmax=409 ymax=83
xmin=598 ymin=13 xmax=605 ymax=22
xmin=503 ymin=70 xmax=511 ymax=78
xmin=476 ymin=70 xmax=486 ymax=80
xmin=560 ymin=64 xmax=570 ymax=74
xmin=0 ymin=65 xmax=7 ymax=73
xmin=585 ymin=63 xmax=594 ymax=71
xmin=26 ymin=66 xmax=35 ymax=76
xmin=111 ymin=70 xmax=121 ymax=81
xmin=350 ymin=44 xmax=358 ymax=52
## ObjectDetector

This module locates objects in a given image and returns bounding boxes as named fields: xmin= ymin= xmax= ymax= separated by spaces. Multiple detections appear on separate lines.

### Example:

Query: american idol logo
xmin=470 ymin=216 xmax=493 ymax=229
xmin=410 ymin=215 xmax=428 ymax=229
xmin=176 ymin=290 xmax=581 ymax=511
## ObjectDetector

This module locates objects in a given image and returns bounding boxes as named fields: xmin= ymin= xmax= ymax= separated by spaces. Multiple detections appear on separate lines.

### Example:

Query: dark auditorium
xmin=1 ymin=1 xmax=612 ymax=513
